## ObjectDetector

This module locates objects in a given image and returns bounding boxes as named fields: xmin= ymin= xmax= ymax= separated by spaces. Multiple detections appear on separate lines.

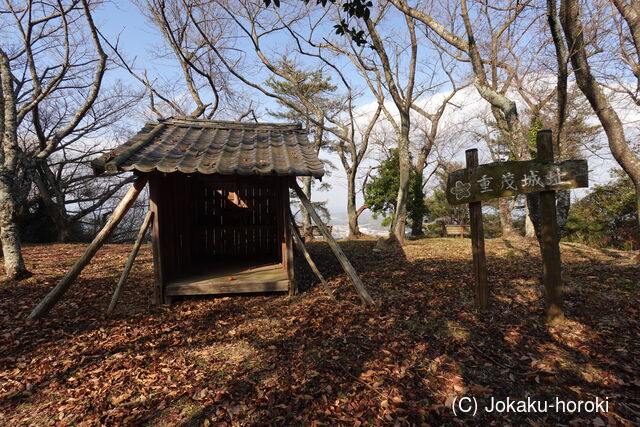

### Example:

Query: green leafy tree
xmin=565 ymin=170 xmax=638 ymax=250
xmin=265 ymin=60 xmax=338 ymax=238
xmin=423 ymin=188 xmax=467 ymax=233
xmin=364 ymin=149 xmax=425 ymax=236
xmin=422 ymin=164 xmax=467 ymax=235
xmin=265 ymin=60 xmax=338 ymax=126
xmin=422 ymin=168 xmax=504 ymax=238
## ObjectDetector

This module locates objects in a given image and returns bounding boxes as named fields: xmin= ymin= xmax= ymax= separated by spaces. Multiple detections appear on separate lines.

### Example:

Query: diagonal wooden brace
xmin=28 ymin=175 xmax=148 ymax=320
xmin=107 ymin=210 xmax=154 ymax=316
xmin=289 ymin=217 xmax=335 ymax=300
xmin=290 ymin=179 xmax=375 ymax=306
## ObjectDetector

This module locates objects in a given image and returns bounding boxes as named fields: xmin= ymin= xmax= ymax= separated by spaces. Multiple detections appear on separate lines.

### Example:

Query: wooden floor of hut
xmin=165 ymin=264 xmax=289 ymax=296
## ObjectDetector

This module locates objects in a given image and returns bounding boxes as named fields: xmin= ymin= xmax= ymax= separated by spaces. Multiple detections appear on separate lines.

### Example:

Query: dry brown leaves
xmin=0 ymin=238 xmax=638 ymax=425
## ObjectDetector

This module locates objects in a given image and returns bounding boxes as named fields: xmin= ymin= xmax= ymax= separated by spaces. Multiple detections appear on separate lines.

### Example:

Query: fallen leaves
xmin=0 ymin=239 xmax=637 ymax=425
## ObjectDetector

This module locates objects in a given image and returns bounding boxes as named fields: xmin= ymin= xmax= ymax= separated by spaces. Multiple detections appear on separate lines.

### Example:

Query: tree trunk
xmin=525 ymin=201 xmax=536 ymax=238
xmin=637 ymin=187 xmax=640 ymax=239
xmin=0 ymin=49 xmax=31 ymax=280
xmin=30 ymin=168 xmax=77 ymax=242
xmin=556 ymin=189 xmax=571 ymax=238
xmin=347 ymin=170 xmax=361 ymax=238
xmin=57 ymin=223 xmax=76 ymax=243
xmin=301 ymin=176 xmax=314 ymax=240
xmin=410 ymin=213 xmax=424 ymax=237
xmin=409 ymin=169 xmax=425 ymax=237
xmin=498 ymin=198 xmax=516 ymax=236
xmin=392 ymin=160 xmax=410 ymax=243
xmin=526 ymin=193 xmax=542 ymax=243
xmin=636 ymin=188 xmax=640 ymax=249
xmin=561 ymin=0 xmax=640 ymax=238
xmin=0 ymin=175 xmax=31 ymax=280
xmin=391 ymin=119 xmax=411 ymax=243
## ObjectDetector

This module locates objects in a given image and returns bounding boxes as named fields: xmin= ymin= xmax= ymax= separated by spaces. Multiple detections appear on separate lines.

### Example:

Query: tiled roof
xmin=91 ymin=118 xmax=325 ymax=178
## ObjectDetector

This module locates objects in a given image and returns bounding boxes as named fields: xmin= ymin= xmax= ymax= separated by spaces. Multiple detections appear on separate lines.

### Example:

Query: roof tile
xmin=92 ymin=118 xmax=325 ymax=178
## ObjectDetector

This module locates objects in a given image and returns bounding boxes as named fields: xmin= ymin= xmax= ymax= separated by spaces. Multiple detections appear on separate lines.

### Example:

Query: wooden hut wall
xmin=149 ymin=172 xmax=288 ymax=285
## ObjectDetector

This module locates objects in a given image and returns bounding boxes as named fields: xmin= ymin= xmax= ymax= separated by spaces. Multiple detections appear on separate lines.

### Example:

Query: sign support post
xmin=446 ymin=130 xmax=587 ymax=323
xmin=466 ymin=149 xmax=489 ymax=310
xmin=536 ymin=130 xmax=565 ymax=325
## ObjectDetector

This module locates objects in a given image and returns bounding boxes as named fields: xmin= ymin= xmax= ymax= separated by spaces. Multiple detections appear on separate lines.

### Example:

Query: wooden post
xmin=28 ymin=175 xmax=148 ymax=320
xmin=290 ymin=179 xmax=375 ymax=306
xmin=106 ymin=211 xmax=154 ymax=316
xmin=466 ymin=149 xmax=488 ymax=309
xmin=290 ymin=218 xmax=336 ymax=300
xmin=149 ymin=174 xmax=165 ymax=305
xmin=536 ymin=130 xmax=565 ymax=325
xmin=282 ymin=180 xmax=295 ymax=296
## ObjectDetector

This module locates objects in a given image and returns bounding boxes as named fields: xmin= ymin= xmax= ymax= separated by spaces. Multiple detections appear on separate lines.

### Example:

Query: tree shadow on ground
xmin=0 ymin=239 xmax=637 ymax=425
xmin=178 ymin=238 xmax=638 ymax=425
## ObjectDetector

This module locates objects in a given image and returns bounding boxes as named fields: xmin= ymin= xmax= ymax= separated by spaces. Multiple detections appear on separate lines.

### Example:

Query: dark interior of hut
xmin=152 ymin=173 xmax=287 ymax=289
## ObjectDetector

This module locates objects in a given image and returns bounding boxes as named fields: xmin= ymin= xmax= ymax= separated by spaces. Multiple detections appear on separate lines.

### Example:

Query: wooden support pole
xmin=290 ymin=180 xmax=375 ymax=306
xmin=289 ymin=218 xmax=336 ymax=300
xmin=282 ymin=181 xmax=296 ymax=296
xmin=148 ymin=174 xmax=164 ymax=305
xmin=536 ymin=130 xmax=565 ymax=325
xmin=466 ymin=149 xmax=489 ymax=309
xmin=106 ymin=211 xmax=154 ymax=316
xmin=28 ymin=176 xmax=149 ymax=320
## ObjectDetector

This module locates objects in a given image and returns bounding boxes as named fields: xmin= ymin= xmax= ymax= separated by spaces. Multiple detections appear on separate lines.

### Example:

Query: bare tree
xmin=107 ymin=0 xmax=237 ymax=120
xmin=1 ymin=0 xmax=109 ymax=279
xmin=388 ymin=0 xmax=592 ymax=241
xmin=410 ymin=52 xmax=469 ymax=235
xmin=389 ymin=0 xmax=537 ymax=159
xmin=559 ymin=0 xmax=640 ymax=231
xmin=21 ymin=79 xmax=141 ymax=242
xmin=313 ymin=3 xmax=467 ymax=241
xmin=360 ymin=9 xmax=417 ymax=242
xmin=385 ymin=0 xmax=544 ymax=243
xmin=158 ymin=0 xmax=385 ymax=237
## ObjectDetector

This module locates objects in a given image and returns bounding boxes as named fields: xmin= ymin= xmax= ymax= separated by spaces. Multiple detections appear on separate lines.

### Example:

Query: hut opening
xmin=92 ymin=118 xmax=324 ymax=303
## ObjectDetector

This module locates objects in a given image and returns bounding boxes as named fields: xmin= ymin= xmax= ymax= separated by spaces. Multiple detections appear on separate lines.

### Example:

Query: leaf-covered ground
xmin=0 ymin=238 xmax=638 ymax=426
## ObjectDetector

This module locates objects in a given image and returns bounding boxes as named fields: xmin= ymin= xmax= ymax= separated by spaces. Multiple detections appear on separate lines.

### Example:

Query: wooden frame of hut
xmin=93 ymin=118 xmax=324 ymax=303
xmin=28 ymin=118 xmax=373 ymax=320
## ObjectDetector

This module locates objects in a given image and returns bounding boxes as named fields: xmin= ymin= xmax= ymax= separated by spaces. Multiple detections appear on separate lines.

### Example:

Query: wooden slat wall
xmin=152 ymin=173 xmax=288 ymax=290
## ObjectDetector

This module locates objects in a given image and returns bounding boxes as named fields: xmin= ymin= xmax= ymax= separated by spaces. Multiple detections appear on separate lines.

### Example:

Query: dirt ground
xmin=0 ymin=237 xmax=638 ymax=425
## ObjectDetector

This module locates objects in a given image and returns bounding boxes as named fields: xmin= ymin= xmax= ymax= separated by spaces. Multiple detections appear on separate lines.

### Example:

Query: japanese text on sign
xmin=446 ymin=160 xmax=588 ymax=205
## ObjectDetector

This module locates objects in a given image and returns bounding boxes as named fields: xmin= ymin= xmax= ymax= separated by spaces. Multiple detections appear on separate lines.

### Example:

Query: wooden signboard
xmin=446 ymin=160 xmax=588 ymax=205
xmin=446 ymin=130 xmax=588 ymax=325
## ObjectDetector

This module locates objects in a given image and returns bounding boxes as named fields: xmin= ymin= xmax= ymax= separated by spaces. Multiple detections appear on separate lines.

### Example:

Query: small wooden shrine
xmin=92 ymin=118 xmax=324 ymax=303
xmin=28 ymin=118 xmax=373 ymax=320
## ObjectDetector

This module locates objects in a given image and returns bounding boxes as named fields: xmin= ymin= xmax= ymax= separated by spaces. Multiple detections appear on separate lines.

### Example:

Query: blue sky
xmin=98 ymin=2 xmax=159 ymax=71
xmin=92 ymin=0 xmax=386 ymax=225
xmin=90 ymin=1 xmax=624 ymax=234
